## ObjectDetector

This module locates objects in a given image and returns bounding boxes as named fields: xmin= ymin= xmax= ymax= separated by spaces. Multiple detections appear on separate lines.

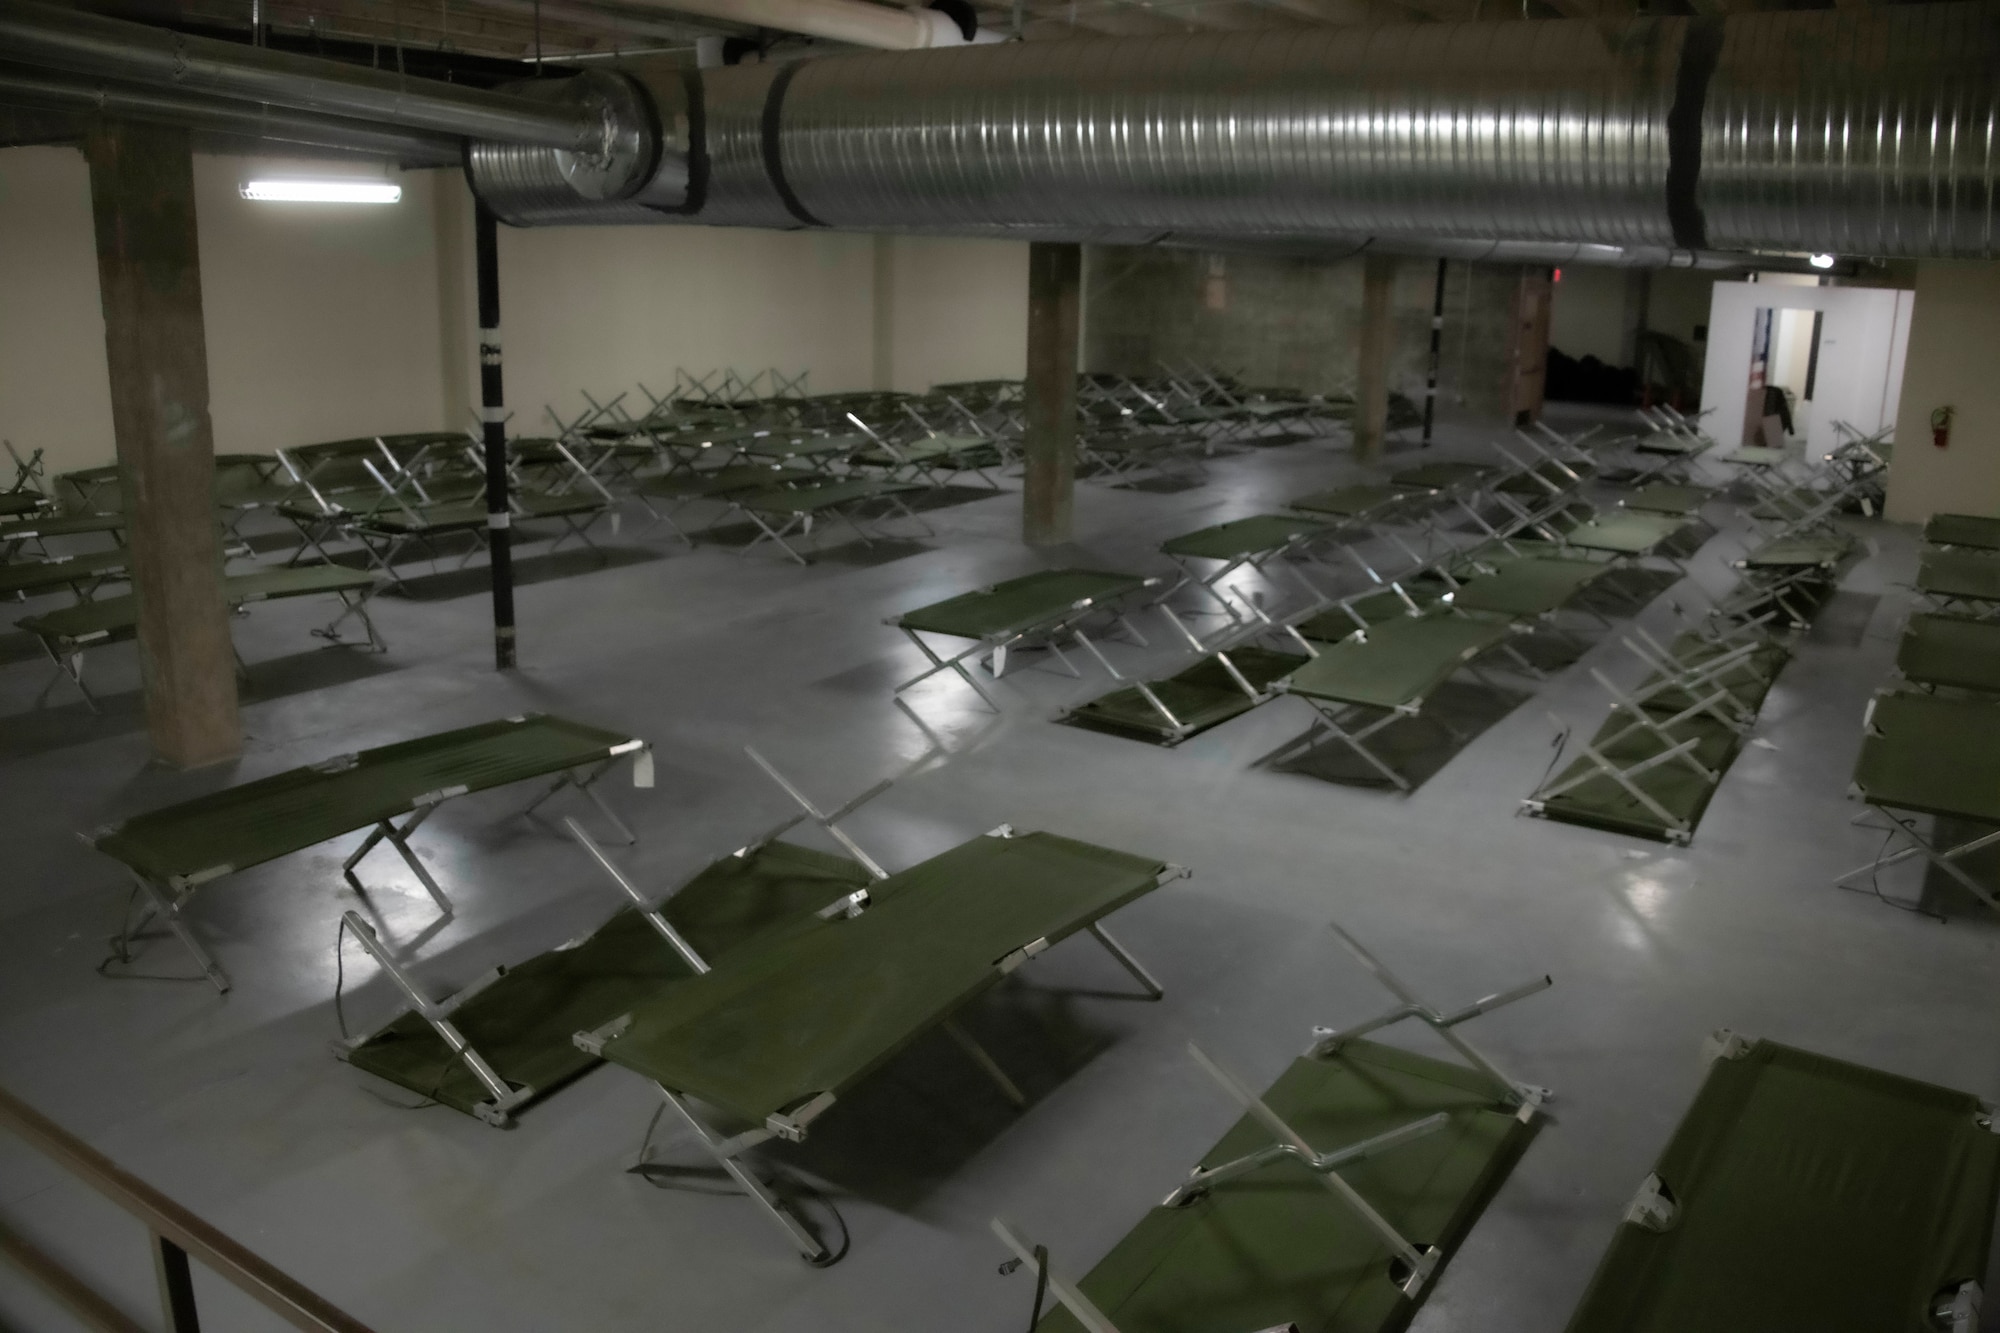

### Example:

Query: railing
xmin=0 ymin=1082 xmax=376 ymax=1332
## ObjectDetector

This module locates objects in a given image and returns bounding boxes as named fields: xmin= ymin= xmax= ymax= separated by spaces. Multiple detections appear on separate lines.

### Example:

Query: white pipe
xmin=620 ymin=0 xmax=977 ymax=49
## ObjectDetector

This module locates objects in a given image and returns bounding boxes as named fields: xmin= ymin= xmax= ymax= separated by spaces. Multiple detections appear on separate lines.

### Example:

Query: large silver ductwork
xmin=467 ymin=1 xmax=1999 ymax=261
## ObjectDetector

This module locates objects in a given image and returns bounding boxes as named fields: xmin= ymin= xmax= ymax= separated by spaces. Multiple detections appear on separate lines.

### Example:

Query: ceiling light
xmin=1808 ymin=252 xmax=1836 ymax=269
xmin=240 ymin=179 xmax=401 ymax=204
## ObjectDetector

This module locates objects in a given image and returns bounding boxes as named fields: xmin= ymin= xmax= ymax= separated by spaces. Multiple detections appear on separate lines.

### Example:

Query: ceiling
xmin=58 ymin=0 xmax=1840 ymax=71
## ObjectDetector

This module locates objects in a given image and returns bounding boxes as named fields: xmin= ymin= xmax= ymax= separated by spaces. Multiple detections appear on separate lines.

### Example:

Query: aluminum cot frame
xmin=570 ymin=768 xmax=1184 ymax=1263
xmin=87 ymin=715 xmax=652 ymax=993
xmin=989 ymin=923 xmax=1550 ymax=1333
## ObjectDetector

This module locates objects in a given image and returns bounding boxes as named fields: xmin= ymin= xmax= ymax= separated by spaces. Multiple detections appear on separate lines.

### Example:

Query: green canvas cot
xmin=995 ymin=924 xmax=1550 ymax=1333
xmin=1565 ymin=1033 xmax=2000 ymax=1333
xmin=344 ymin=841 xmax=871 ymax=1124
xmin=1836 ymin=691 xmax=2000 ymax=916
xmin=1895 ymin=614 xmax=2000 ymax=695
xmin=582 ymin=828 xmax=1178 ymax=1262
xmin=890 ymin=569 xmax=1163 ymax=707
xmin=1924 ymin=513 xmax=2000 ymax=552
xmin=90 ymin=713 xmax=651 ymax=992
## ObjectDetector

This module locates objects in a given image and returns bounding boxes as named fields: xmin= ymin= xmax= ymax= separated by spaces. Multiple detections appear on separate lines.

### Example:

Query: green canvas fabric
xmin=1283 ymin=613 xmax=1515 ymax=710
xmin=1723 ymin=445 xmax=1788 ymax=467
xmin=94 ymin=714 xmax=639 ymax=884
xmin=351 ymin=501 xmax=489 ymax=535
xmin=1565 ymin=1039 xmax=2000 ymax=1333
xmin=0 ymin=492 xmax=52 ymax=518
xmin=1162 ymin=515 xmax=1331 ymax=561
xmin=1496 ymin=462 xmax=1576 ymax=497
xmin=346 ymin=843 xmax=872 ymax=1116
xmin=1290 ymin=484 xmax=1405 ymax=519
xmin=1924 ymin=513 xmax=2000 ymax=552
xmin=737 ymin=477 xmax=920 ymax=514
xmin=1633 ymin=633 xmax=1790 ymax=716
xmin=1448 ymin=557 xmax=1610 ymax=620
xmin=1296 ymin=583 xmax=1454 ymax=642
xmin=21 ymin=566 xmax=376 ymax=644
xmin=1037 ymin=1041 xmax=1536 ymax=1333
xmin=735 ymin=433 xmax=864 ymax=462
xmin=1557 ymin=511 xmax=1689 ymax=556
xmin=1896 ymin=614 xmax=2000 ymax=694
xmin=1621 ymin=484 xmax=1712 ymax=516
xmin=514 ymin=491 xmax=606 ymax=520
xmin=1066 ymin=646 xmax=1307 ymax=742
xmin=1853 ymin=691 xmax=2000 ymax=823
xmin=1742 ymin=533 xmax=1851 ymax=568
xmin=0 ymin=549 xmax=127 ymax=598
xmin=596 ymin=831 xmax=1168 ymax=1126
xmin=1536 ymin=712 xmax=1743 ymax=842
xmin=227 ymin=565 xmax=377 ymax=602
xmin=1918 ymin=548 xmax=2000 ymax=603
xmin=637 ymin=465 xmax=813 ymax=499
xmin=1633 ymin=435 xmax=1706 ymax=456
xmin=1390 ymin=463 xmax=1491 ymax=491
xmin=0 ymin=511 xmax=126 ymax=541
xmin=896 ymin=570 xmax=1151 ymax=640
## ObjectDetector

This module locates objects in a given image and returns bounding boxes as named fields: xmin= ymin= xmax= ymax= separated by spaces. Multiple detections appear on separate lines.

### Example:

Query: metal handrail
xmin=0 ymin=1081 xmax=376 ymax=1333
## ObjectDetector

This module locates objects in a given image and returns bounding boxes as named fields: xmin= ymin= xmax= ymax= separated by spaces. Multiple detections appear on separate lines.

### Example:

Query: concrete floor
xmin=2 ymin=410 xmax=1995 ymax=1332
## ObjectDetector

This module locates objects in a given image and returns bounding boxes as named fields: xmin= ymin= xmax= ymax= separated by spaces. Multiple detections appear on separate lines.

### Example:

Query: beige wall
xmin=0 ymin=147 xmax=114 ymax=478
xmin=194 ymin=155 xmax=448 ymax=455
xmin=0 ymin=149 xmax=1033 ymax=477
xmin=882 ymin=235 xmax=1028 ymax=394
xmin=1548 ymin=264 xmax=1632 ymax=365
xmin=1886 ymin=261 xmax=2000 ymax=523
xmin=0 ymin=146 xmax=448 ymax=475
xmin=431 ymin=174 xmax=1028 ymax=430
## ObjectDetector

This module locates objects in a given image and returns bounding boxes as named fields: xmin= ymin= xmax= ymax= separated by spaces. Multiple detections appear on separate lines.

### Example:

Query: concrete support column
xmin=1023 ymin=241 xmax=1080 ymax=548
xmin=1353 ymin=253 xmax=1396 ymax=462
xmin=85 ymin=121 xmax=240 ymax=768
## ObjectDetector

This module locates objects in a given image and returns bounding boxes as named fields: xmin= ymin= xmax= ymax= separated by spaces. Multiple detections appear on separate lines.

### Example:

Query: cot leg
xmin=1323 ymin=709 xmax=1411 ymax=793
xmin=1834 ymin=810 xmax=2000 ymax=915
xmin=941 ymin=1018 xmax=1028 ymax=1109
xmin=109 ymin=873 xmax=230 ymax=994
xmin=1086 ymin=923 xmax=1163 ymax=998
xmin=657 ymin=1088 xmax=829 ymax=1263
xmin=575 ymin=764 xmax=639 ymax=845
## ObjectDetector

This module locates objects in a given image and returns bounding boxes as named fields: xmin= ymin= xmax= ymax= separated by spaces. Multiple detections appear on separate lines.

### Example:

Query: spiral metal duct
xmin=465 ymin=2 xmax=1999 ymax=260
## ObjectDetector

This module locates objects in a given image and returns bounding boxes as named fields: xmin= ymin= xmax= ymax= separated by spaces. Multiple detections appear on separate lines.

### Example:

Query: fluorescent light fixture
xmin=1808 ymin=252 xmax=1836 ymax=269
xmin=240 ymin=179 xmax=401 ymax=204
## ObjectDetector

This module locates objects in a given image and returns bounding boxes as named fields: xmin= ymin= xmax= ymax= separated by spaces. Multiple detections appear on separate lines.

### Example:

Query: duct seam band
xmin=760 ymin=60 xmax=824 ymax=228
xmin=1666 ymin=17 xmax=1724 ymax=252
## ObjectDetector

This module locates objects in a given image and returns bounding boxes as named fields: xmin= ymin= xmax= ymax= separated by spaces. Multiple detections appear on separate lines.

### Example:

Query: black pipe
xmin=475 ymin=203 xmax=517 ymax=671
xmin=1421 ymin=257 xmax=1446 ymax=447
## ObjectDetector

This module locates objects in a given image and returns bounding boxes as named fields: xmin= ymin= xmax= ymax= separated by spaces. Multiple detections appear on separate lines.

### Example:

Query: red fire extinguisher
xmin=1932 ymin=405 xmax=1955 ymax=448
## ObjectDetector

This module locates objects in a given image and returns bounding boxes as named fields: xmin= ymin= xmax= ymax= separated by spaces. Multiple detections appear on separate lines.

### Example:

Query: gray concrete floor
xmin=2 ymin=410 xmax=1995 ymax=1332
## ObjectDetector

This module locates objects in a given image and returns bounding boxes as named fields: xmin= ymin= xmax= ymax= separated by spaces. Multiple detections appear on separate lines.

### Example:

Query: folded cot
xmin=87 ymin=713 xmax=651 ymax=991
xmin=18 ymin=565 xmax=384 ymax=710
xmin=890 ymin=569 xmax=1165 ymax=707
xmin=577 ymin=822 xmax=1180 ymax=1262
xmin=993 ymin=924 xmax=1549 ymax=1333
xmin=1835 ymin=690 xmax=2000 ymax=916
xmin=1065 ymin=552 xmax=1608 ymax=749
xmin=1565 ymin=1031 xmax=1999 ymax=1333
xmin=1523 ymin=626 xmax=1790 ymax=844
